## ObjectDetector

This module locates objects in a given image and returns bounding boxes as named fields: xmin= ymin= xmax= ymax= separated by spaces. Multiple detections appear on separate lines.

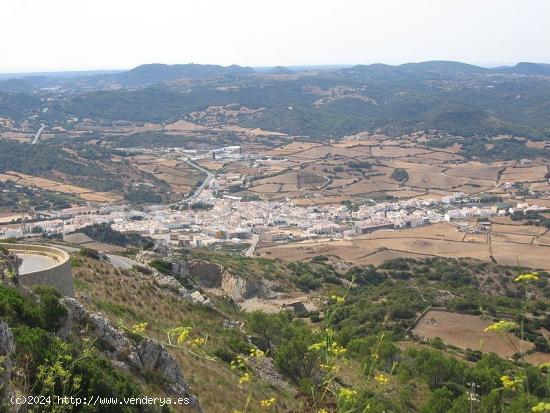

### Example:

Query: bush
xmin=430 ymin=337 xmax=445 ymax=350
xmin=390 ymin=168 xmax=409 ymax=182
xmin=345 ymin=266 xmax=385 ymax=285
xmin=149 ymin=259 xmax=172 ymax=275
xmin=0 ymin=284 xmax=42 ymax=327
xmin=79 ymin=247 xmax=101 ymax=260
xmin=34 ymin=286 xmax=68 ymax=331
xmin=275 ymin=327 xmax=320 ymax=384
xmin=388 ymin=307 xmax=416 ymax=320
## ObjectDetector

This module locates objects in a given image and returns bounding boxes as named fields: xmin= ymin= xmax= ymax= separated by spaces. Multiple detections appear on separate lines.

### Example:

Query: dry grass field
xmin=500 ymin=165 xmax=548 ymax=182
xmin=243 ymin=137 xmax=520 ymax=202
xmin=413 ymin=310 xmax=534 ymax=359
xmin=0 ymin=171 xmax=122 ymax=203
xmin=257 ymin=221 xmax=550 ymax=270
xmin=129 ymin=155 xmax=203 ymax=197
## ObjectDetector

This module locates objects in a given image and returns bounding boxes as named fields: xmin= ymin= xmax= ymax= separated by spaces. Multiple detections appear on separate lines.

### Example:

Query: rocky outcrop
xmin=188 ymin=259 xmax=274 ymax=301
xmin=137 ymin=253 xmax=277 ymax=304
xmin=135 ymin=340 xmax=191 ymax=397
xmin=221 ymin=271 xmax=270 ymax=301
xmin=134 ymin=252 xmax=212 ymax=308
xmin=136 ymin=251 xmax=190 ymax=282
xmin=60 ymin=298 xmax=202 ymax=411
xmin=188 ymin=261 xmax=223 ymax=288
xmin=0 ymin=249 xmax=21 ymax=286
xmin=0 ymin=322 xmax=15 ymax=399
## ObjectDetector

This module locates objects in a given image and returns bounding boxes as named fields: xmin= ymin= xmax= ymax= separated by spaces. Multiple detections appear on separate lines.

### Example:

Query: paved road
xmin=173 ymin=158 xmax=214 ymax=206
xmin=244 ymin=232 xmax=261 ymax=257
xmin=105 ymin=254 xmax=138 ymax=270
xmin=51 ymin=243 xmax=138 ymax=270
xmin=31 ymin=125 xmax=46 ymax=145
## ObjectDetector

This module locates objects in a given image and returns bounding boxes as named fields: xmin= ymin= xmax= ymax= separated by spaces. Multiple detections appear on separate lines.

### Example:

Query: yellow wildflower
xmin=73 ymin=375 xmax=82 ymax=390
xmin=189 ymin=337 xmax=207 ymax=347
xmin=500 ymin=375 xmax=522 ymax=390
xmin=308 ymin=342 xmax=325 ymax=352
xmin=318 ymin=410 xmax=329 ymax=413
xmin=514 ymin=273 xmax=539 ymax=283
xmin=131 ymin=322 xmax=148 ymax=335
xmin=239 ymin=372 xmax=251 ymax=384
xmin=375 ymin=373 xmax=390 ymax=385
xmin=230 ymin=355 xmax=247 ymax=370
xmin=338 ymin=388 xmax=357 ymax=402
xmin=259 ymin=398 xmax=276 ymax=408
xmin=532 ymin=402 xmax=550 ymax=412
xmin=169 ymin=326 xmax=192 ymax=344
xmin=331 ymin=295 xmax=345 ymax=304
xmin=539 ymin=362 xmax=550 ymax=370
xmin=329 ymin=342 xmax=347 ymax=356
xmin=250 ymin=348 xmax=265 ymax=358
xmin=484 ymin=320 xmax=519 ymax=332
xmin=320 ymin=363 xmax=340 ymax=373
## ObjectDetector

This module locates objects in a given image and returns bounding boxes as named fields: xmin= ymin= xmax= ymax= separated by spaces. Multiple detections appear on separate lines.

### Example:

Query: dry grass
xmin=0 ymin=171 xmax=122 ymax=202
xmin=413 ymin=310 xmax=533 ymax=359
xmin=72 ymin=256 xmax=299 ymax=412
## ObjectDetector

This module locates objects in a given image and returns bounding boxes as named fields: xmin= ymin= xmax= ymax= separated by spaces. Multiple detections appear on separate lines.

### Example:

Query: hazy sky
xmin=3 ymin=0 xmax=550 ymax=73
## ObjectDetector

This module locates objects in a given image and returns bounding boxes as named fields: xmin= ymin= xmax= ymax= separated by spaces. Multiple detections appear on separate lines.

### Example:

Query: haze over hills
xmin=2 ymin=60 xmax=550 ymax=83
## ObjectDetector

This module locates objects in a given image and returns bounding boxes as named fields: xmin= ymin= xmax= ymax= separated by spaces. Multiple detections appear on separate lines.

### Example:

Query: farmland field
xmin=413 ymin=310 xmax=535 ymax=359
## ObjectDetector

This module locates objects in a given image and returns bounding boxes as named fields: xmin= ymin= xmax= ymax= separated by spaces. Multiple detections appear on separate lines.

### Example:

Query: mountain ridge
xmin=114 ymin=63 xmax=256 ymax=86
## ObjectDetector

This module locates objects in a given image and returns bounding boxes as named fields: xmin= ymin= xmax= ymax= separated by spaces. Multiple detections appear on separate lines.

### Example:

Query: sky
xmin=2 ymin=0 xmax=550 ymax=73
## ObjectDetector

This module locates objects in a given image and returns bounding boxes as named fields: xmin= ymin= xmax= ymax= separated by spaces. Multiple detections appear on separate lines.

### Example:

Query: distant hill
xmin=268 ymin=66 xmax=293 ymax=74
xmin=337 ymin=63 xmax=403 ymax=79
xmin=493 ymin=62 xmax=550 ymax=76
xmin=0 ymin=78 xmax=36 ymax=93
xmin=114 ymin=63 xmax=256 ymax=86
xmin=339 ymin=60 xmax=550 ymax=79
xmin=398 ymin=60 xmax=488 ymax=75
xmin=338 ymin=61 xmax=488 ymax=80
xmin=0 ymin=92 xmax=42 ymax=120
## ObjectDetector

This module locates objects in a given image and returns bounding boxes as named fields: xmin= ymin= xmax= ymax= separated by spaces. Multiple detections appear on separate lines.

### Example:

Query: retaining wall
xmin=0 ymin=243 xmax=74 ymax=297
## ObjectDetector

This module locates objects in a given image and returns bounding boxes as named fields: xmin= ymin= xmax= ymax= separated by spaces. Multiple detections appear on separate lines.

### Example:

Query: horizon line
xmin=0 ymin=60 xmax=548 ymax=76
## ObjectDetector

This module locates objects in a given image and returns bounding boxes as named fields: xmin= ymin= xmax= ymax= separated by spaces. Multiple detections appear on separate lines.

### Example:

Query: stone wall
xmin=0 ymin=243 xmax=74 ymax=297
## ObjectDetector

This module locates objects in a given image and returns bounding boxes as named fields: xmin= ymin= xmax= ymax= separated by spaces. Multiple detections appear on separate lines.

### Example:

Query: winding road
xmin=51 ymin=243 xmax=139 ymax=270
xmin=172 ymin=158 xmax=214 ymax=206
xmin=31 ymin=125 xmax=46 ymax=145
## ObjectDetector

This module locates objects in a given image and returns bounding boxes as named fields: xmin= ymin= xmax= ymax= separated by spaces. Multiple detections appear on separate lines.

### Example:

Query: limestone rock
xmin=188 ymin=260 xmax=224 ymax=288
xmin=190 ymin=290 xmax=213 ymax=307
xmin=88 ymin=313 xmax=131 ymax=352
xmin=0 ymin=249 xmax=21 ymax=286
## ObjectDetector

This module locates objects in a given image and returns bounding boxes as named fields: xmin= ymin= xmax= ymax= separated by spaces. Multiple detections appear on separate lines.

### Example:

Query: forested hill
xmin=3 ymin=60 xmax=550 ymax=139
xmin=112 ymin=63 xmax=256 ymax=86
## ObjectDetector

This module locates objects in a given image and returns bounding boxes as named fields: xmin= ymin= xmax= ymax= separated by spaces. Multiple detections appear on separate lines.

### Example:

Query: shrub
xmin=149 ymin=259 xmax=172 ymax=275
xmin=34 ymin=286 xmax=68 ymax=331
